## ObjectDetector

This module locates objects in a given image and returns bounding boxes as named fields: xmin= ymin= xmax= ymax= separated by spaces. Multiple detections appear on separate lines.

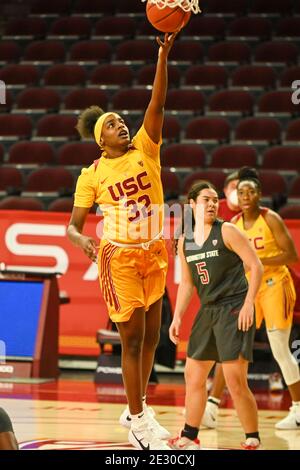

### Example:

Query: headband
xmin=94 ymin=112 xmax=117 ymax=147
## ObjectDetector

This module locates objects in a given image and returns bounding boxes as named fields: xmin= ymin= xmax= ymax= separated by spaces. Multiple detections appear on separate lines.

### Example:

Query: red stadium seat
xmin=0 ymin=65 xmax=39 ymax=86
xmin=234 ymin=118 xmax=281 ymax=144
xmin=254 ymin=42 xmax=298 ymax=65
xmin=261 ymin=147 xmax=300 ymax=171
xmin=44 ymin=65 xmax=87 ymax=87
xmin=48 ymin=198 xmax=74 ymax=213
xmin=112 ymin=89 xmax=151 ymax=111
xmin=228 ymin=17 xmax=271 ymax=39
xmin=1 ymin=89 xmax=13 ymax=112
xmin=48 ymin=17 xmax=91 ymax=38
xmin=69 ymin=41 xmax=112 ymax=63
xmin=23 ymin=168 xmax=74 ymax=196
xmin=184 ymin=65 xmax=228 ymax=89
xmin=185 ymin=16 xmax=226 ymax=39
xmin=0 ymin=115 xmax=32 ymax=139
xmin=231 ymin=66 xmax=276 ymax=90
xmin=208 ymin=90 xmax=254 ymax=115
xmin=63 ymin=89 xmax=108 ymax=111
xmin=206 ymin=0 xmax=247 ymax=15
xmin=4 ymin=17 xmax=47 ymax=37
xmin=136 ymin=20 xmax=158 ymax=37
xmin=258 ymin=91 xmax=299 ymax=115
xmin=250 ymin=0 xmax=293 ymax=14
xmin=0 ymin=41 xmax=21 ymax=63
xmin=8 ymin=142 xmax=55 ymax=166
xmin=16 ymin=88 xmax=61 ymax=112
xmin=161 ymin=144 xmax=206 ymax=168
xmin=0 ymin=196 xmax=45 ymax=211
xmin=74 ymin=0 xmax=116 ymax=15
xmin=285 ymin=119 xmax=300 ymax=142
xmin=210 ymin=145 xmax=257 ymax=169
xmin=208 ymin=41 xmax=251 ymax=64
xmin=288 ymin=176 xmax=300 ymax=199
xmin=258 ymin=170 xmax=287 ymax=197
xmin=36 ymin=115 xmax=78 ymax=139
xmin=115 ymin=41 xmax=157 ymax=63
xmin=276 ymin=18 xmax=300 ymax=38
xmin=24 ymin=41 xmax=65 ymax=62
xmin=31 ymin=0 xmax=72 ymax=15
xmin=183 ymin=170 xmax=227 ymax=194
xmin=161 ymin=170 xmax=181 ymax=198
xmin=280 ymin=67 xmax=300 ymax=88
xmin=169 ymin=41 xmax=204 ymax=63
xmin=162 ymin=116 xmax=181 ymax=142
xmin=0 ymin=167 xmax=23 ymax=195
xmin=185 ymin=117 xmax=230 ymax=143
xmin=90 ymin=65 xmax=133 ymax=87
xmin=137 ymin=65 xmax=180 ymax=88
xmin=279 ymin=204 xmax=300 ymax=219
xmin=116 ymin=0 xmax=145 ymax=14
xmin=57 ymin=142 xmax=100 ymax=166
xmin=94 ymin=17 xmax=136 ymax=38
xmin=166 ymin=90 xmax=205 ymax=114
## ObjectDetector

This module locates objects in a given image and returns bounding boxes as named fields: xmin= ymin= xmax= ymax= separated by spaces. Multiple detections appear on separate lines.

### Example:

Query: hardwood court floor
xmin=0 ymin=377 xmax=300 ymax=450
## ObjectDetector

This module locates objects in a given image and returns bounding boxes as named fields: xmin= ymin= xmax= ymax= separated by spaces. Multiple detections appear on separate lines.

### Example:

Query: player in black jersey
xmin=168 ymin=181 xmax=263 ymax=450
xmin=0 ymin=408 xmax=18 ymax=450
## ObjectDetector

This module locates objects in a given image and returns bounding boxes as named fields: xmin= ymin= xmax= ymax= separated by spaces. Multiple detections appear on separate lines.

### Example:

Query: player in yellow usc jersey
xmin=234 ymin=167 xmax=300 ymax=430
xmin=67 ymin=33 xmax=179 ymax=450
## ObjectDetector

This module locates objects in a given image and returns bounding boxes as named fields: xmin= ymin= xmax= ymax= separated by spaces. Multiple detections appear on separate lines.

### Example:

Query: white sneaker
xmin=168 ymin=435 xmax=200 ymax=450
xmin=269 ymin=373 xmax=284 ymax=392
xmin=241 ymin=437 xmax=261 ymax=450
xmin=129 ymin=427 xmax=171 ymax=450
xmin=201 ymin=401 xmax=218 ymax=429
xmin=144 ymin=405 xmax=171 ymax=439
xmin=119 ymin=405 xmax=171 ymax=439
xmin=275 ymin=404 xmax=300 ymax=430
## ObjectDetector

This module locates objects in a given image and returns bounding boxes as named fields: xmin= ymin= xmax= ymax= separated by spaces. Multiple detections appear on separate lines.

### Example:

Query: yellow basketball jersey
xmin=235 ymin=208 xmax=289 ymax=282
xmin=74 ymin=125 xmax=164 ymax=243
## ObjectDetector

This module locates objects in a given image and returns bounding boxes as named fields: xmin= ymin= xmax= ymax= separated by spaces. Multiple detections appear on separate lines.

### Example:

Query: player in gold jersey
xmin=234 ymin=167 xmax=300 ymax=430
xmin=67 ymin=33 xmax=179 ymax=450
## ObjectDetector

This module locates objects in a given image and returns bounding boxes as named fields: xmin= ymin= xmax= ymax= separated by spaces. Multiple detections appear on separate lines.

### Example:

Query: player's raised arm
xmin=143 ymin=32 xmax=178 ymax=144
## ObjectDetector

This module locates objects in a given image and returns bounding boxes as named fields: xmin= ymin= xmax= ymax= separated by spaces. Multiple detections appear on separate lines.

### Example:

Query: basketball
xmin=146 ymin=1 xmax=191 ymax=33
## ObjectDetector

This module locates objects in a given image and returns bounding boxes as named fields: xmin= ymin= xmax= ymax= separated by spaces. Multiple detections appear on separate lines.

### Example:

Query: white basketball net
xmin=142 ymin=0 xmax=201 ymax=14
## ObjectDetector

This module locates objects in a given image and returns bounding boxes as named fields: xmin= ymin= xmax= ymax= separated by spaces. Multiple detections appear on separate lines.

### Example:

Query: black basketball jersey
xmin=184 ymin=219 xmax=248 ymax=305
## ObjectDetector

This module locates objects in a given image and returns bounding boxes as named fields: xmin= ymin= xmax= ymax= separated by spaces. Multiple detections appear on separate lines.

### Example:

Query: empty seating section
xmin=0 ymin=0 xmax=300 ymax=212
xmin=210 ymin=146 xmax=257 ymax=169
xmin=8 ymin=142 xmax=56 ymax=166
xmin=44 ymin=65 xmax=87 ymax=87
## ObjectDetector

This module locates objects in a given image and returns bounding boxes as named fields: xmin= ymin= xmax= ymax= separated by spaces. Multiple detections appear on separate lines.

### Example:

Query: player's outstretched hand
xmin=157 ymin=31 xmax=178 ymax=57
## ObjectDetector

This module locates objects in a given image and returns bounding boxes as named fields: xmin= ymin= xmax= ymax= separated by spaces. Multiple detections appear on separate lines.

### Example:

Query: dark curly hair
xmin=76 ymin=106 xmax=105 ymax=139
xmin=237 ymin=166 xmax=262 ymax=191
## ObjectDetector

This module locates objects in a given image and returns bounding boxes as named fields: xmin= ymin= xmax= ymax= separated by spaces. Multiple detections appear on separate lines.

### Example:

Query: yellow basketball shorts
xmin=98 ymin=239 xmax=168 ymax=322
xmin=255 ymin=271 xmax=296 ymax=330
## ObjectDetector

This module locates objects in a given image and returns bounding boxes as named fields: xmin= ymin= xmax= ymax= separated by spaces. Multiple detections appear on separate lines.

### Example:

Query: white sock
xmin=131 ymin=411 xmax=147 ymax=431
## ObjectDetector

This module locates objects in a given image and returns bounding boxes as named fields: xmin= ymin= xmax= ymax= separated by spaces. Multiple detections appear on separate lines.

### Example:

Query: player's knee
xmin=224 ymin=377 xmax=244 ymax=398
xmin=144 ymin=330 xmax=160 ymax=350
xmin=123 ymin=337 xmax=143 ymax=357
xmin=267 ymin=329 xmax=290 ymax=363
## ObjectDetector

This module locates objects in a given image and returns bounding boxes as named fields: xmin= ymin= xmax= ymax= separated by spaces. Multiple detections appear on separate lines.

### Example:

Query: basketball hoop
xmin=141 ymin=0 xmax=201 ymax=14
